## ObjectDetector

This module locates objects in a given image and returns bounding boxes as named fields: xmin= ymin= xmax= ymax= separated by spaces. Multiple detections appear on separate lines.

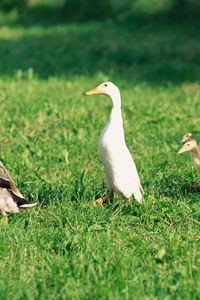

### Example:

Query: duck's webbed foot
xmin=93 ymin=191 xmax=113 ymax=207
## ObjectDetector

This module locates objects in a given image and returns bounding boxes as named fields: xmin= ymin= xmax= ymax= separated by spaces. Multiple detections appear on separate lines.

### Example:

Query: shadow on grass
xmin=3 ymin=1 xmax=200 ymax=28
xmin=171 ymin=183 xmax=200 ymax=195
xmin=157 ymin=176 xmax=200 ymax=199
xmin=0 ymin=4 xmax=200 ymax=83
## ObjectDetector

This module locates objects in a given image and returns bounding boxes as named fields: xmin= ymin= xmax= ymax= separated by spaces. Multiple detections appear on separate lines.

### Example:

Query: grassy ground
xmin=0 ymin=3 xmax=200 ymax=300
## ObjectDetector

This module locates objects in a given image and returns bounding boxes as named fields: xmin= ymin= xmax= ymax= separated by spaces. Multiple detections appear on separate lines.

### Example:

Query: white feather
xmin=20 ymin=202 xmax=38 ymax=208
xmin=0 ymin=188 xmax=19 ymax=213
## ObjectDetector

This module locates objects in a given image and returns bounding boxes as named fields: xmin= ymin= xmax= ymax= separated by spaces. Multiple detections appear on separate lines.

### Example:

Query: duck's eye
xmin=104 ymin=84 xmax=108 ymax=87
xmin=187 ymin=143 xmax=190 ymax=146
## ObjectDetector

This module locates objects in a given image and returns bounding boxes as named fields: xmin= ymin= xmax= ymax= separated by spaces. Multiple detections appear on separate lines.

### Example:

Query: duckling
xmin=180 ymin=132 xmax=194 ymax=144
xmin=178 ymin=140 xmax=200 ymax=187
xmin=0 ymin=161 xmax=37 ymax=224
xmin=86 ymin=82 xmax=143 ymax=205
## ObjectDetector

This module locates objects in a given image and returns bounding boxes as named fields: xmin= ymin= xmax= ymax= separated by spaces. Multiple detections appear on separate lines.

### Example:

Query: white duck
xmin=0 ymin=161 xmax=37 ymax=224
xmin=86 ymin=82 xmax=143 ymax=205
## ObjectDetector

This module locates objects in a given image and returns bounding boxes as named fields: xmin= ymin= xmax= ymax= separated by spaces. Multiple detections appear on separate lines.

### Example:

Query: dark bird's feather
xmin=0 ymin=161 xmax=24 ymax=198
xmin=0 ymin=161 xmax=37 ymax=208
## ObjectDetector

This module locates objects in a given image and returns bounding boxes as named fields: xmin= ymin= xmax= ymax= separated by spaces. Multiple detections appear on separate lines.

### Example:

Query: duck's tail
xmin=134 ymin=185 xmax=143 ymax=204
xmin=9 ymin=190 xmax=38 ymax=209
xmin=19 ymin=202 xmax=38 ymax=209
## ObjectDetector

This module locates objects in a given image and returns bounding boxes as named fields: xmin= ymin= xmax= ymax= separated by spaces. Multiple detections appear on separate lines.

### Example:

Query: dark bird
xmin=0 ymin=161 xmax=37 ymax=224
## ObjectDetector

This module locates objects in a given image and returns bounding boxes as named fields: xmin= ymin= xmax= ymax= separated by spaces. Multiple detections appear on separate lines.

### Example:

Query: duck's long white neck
xmin=107 ymin=90 xmax=125 ymax=142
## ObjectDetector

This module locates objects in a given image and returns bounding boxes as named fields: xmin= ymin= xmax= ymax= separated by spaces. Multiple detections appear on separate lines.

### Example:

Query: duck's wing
xmin=0 ymin=161 xmax=25 ymax=199
xmin=0 ymin=161 xmax=38 ymax=208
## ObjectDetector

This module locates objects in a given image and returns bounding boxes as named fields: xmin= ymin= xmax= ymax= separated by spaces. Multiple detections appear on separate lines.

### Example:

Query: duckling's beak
xmin=178 ymin=147 xmax=185 ymax=154
xmin=179 ymin=138 xmax=185 ymax=144
xmin=85 ymin=87 xmax=101 ymax=95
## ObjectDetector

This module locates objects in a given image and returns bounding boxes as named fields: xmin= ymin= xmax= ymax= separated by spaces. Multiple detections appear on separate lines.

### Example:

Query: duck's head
xmin=178 ymin=140 xmax=197 ymax=154
xmin=180 ymin=132 xmax=193 ymax=144
xmin=86 ymin=82 xmax=120 ymax=98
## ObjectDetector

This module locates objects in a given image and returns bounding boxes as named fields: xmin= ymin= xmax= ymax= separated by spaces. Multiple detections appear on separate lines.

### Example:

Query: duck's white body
xmin=99 ymin=103 xmax=143 ymax=202
xmin=86 ymin=82 xmax=143 ymax=203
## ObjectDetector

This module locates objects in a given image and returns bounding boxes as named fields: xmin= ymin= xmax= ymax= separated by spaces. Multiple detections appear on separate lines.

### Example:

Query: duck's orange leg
xmin=93 ymin=190 xmax=113 ymax=206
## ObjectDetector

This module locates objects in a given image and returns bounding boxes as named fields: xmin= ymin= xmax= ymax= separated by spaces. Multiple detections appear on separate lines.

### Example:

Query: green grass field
xmin=0 ymin=2 xmax=199 ymax=299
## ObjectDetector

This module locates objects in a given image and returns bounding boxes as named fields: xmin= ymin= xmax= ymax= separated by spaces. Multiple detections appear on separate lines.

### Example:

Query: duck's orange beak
xmin=85 ymin=87 xmax=101 ymax=95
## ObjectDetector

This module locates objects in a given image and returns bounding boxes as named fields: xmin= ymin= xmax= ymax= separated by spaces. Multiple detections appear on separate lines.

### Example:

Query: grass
xmin=0 ymin=2 xmax=200 ymax=299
